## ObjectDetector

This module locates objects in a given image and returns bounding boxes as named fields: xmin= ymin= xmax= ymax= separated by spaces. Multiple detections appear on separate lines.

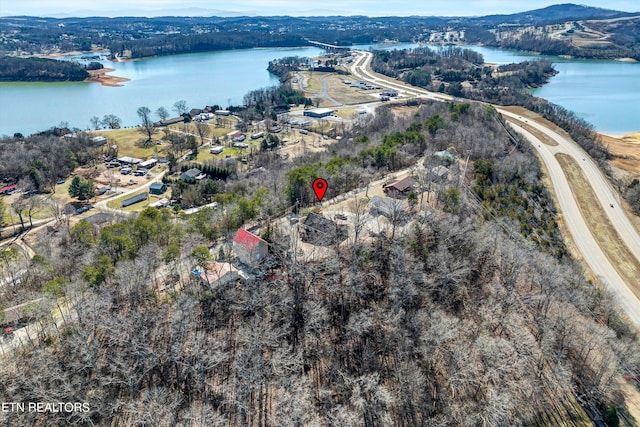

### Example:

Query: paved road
xmin=349 ymin=49 xmax=640 ymax=327
xmin=506 ymin=122 xmax=640 ymax=326
xmin=499 ymin=109 xmax=640 ymax=263
xmin=94 ymin=170 xmax=167 ymax=217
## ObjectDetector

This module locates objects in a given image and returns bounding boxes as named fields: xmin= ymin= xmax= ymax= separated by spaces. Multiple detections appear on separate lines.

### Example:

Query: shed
xmin=233 ymin=229 xmax=269 ymax=266
xmin=149 ymin=183 xmax=167 ymax=195
xmin=301 ymin=213 xmax=347 ymax=246
xmin=91 ymin=136 xmax=107 ymax=145
xmin=117 ymin=156 xmax=143 ymax=165
xmin=121 ymin=192 xmax=148 ymax=207
xmin=210 ymin=145 xmax=224 ymax=154
xmin=159 ymin=117 xmax=184 ymax=126
xmin=383 ymin=176 xmax=415 ymax=198
xmin=139 ymin=159 xmax=157 ymax=169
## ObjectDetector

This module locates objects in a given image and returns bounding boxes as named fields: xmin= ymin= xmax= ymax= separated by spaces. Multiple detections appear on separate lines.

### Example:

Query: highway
xmin=348 ymin=49 xmax=640 ymax=327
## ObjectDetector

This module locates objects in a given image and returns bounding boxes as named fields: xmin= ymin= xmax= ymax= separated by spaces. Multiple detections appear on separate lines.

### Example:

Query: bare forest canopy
xmin=1 ymin=4 xmax=639 ymax=59
xmin=1 ymin=97 xmax=639 ymax=425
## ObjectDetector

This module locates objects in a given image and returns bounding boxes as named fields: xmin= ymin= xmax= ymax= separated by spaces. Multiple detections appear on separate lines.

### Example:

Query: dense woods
xmin=109 ymin=32 xmax=307 ymax=60
xmin=371 ymin=47 xmax=557 ymax=98
xmin=1 ymin=99 xmax=638 ymax=425
xmin=0 ymin=56 xmax=89 ymax=82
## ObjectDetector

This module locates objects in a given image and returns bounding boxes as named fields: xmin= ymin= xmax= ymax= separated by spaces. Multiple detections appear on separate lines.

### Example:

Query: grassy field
xmin=172 ymin=122 xmax=234 ymax=142
xmin=106 ymin=191 xmax=167 ymax=212
xmin=94 ymin=128 xmax=167 ymax=159
xmin=556 ymin=153 xmax=640 ymax=298
xmin=94 ymin=122 xmax=236 ymax=160
xmin=336 ymin=106 xmax=360 ymax=119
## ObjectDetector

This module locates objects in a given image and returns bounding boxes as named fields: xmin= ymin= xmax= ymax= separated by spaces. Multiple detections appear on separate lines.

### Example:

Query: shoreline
xmin=35 ymin=48 xmax=110 ymax=60
xmin=85 ymin=68 xmax=130 ymax=87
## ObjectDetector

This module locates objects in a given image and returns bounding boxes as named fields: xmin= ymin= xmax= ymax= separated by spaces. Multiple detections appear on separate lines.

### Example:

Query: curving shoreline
xmin=85 ymin=68 xmax=130 ymax=87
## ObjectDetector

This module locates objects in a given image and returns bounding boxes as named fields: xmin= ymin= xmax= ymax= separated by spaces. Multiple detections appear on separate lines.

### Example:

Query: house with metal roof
xmin=192 ymin=262 xmax=240 ymax=289
xmin=233 ymin=229 xmax=269 ymax=266
xmin=180 ymin=168 xmax=205 ymax=181
xmin=383 ymin=176 xmax=415 ymax=198
xmin=149 ymin=183 xmax=167 ymax=195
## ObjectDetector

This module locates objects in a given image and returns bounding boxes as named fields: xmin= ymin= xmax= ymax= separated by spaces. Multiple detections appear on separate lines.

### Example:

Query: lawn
xmin=93 ymin=128 xmax=167 ymax=159
xmin=107 ymin=191 xmax=167 ymax=212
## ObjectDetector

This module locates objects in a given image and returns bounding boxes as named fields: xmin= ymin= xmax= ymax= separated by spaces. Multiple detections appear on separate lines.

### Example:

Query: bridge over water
xmin=305 ymin=40 xmax=352 ymax=53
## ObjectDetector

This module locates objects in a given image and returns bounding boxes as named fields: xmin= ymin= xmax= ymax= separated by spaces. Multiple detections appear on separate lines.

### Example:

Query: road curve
xmin=499 ymin=109 xmax=640 ymax=262
xmin=348 ymin=49 xmax=640 ymax=327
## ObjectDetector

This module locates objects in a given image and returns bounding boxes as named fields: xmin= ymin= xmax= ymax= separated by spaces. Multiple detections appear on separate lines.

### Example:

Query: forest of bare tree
xmin=1 ymin=100 xmax=639 ymax=426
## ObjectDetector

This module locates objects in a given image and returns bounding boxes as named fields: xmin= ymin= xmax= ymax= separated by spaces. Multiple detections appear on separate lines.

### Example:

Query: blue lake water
xmin=0 ymin=43 xmax=638 ymax=136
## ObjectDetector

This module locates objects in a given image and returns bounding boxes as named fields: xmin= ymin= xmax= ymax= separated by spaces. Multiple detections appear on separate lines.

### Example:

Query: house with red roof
xmin=233 ymin=229 xmax=269 ymax=266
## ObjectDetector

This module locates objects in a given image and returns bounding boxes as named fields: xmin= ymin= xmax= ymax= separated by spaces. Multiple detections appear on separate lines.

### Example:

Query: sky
xmin=2 ymin=0 xmax=639 ymax=17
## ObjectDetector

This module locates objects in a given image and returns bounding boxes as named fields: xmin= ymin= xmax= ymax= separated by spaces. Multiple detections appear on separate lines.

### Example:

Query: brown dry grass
xmin=601 ymin=132 xmax=640 ymax=174
xmin=556 ymin=153 xmax=640 ymax=298
xmin=504 ymin=116 xmax=559 ymax=146
xmin=500 ymin=106 xmax=573 ymax=140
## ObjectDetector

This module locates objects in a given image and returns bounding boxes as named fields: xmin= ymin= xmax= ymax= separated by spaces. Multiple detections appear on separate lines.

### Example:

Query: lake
xmin=0 ymin=43 xmax=638 ymax=136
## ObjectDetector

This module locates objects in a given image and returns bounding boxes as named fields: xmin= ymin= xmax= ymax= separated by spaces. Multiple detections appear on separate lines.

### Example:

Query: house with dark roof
xmin=301 ymin=213 xmax=347 ymax=246
xmin=383 ymin=176 xmax=415 ymax=198
xmin=149 ymin=183 xmax=167 ymax=195
xmin=233 ymin=229 xmax=269 ymax=266
xmin=121 ymin=192 xmax=148 ymax=208
xmin=181 ymin=168 xmax=205 ymax=181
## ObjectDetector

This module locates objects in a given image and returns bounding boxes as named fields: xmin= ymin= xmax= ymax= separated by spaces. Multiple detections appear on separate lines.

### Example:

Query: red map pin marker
xmin=312 ymin=178 xmax=328 ymax=202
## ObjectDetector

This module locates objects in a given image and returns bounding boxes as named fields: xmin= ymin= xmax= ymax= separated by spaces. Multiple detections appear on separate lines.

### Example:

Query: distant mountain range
xmin=1 ymin=3 xmax=638 ymax=21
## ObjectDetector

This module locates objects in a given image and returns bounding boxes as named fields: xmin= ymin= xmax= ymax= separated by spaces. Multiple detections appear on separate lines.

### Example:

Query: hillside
xmin=1 ymin=99 xmax=639 ymax=425
xmin=467 ymin=3 xmax=635 ymax=26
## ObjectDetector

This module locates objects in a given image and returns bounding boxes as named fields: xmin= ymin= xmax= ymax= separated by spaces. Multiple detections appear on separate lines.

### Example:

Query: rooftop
xmin=384 ymin=176 xmax=415 ymax=193
xmin=233 ymin=229 xmax=267 ymax=252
